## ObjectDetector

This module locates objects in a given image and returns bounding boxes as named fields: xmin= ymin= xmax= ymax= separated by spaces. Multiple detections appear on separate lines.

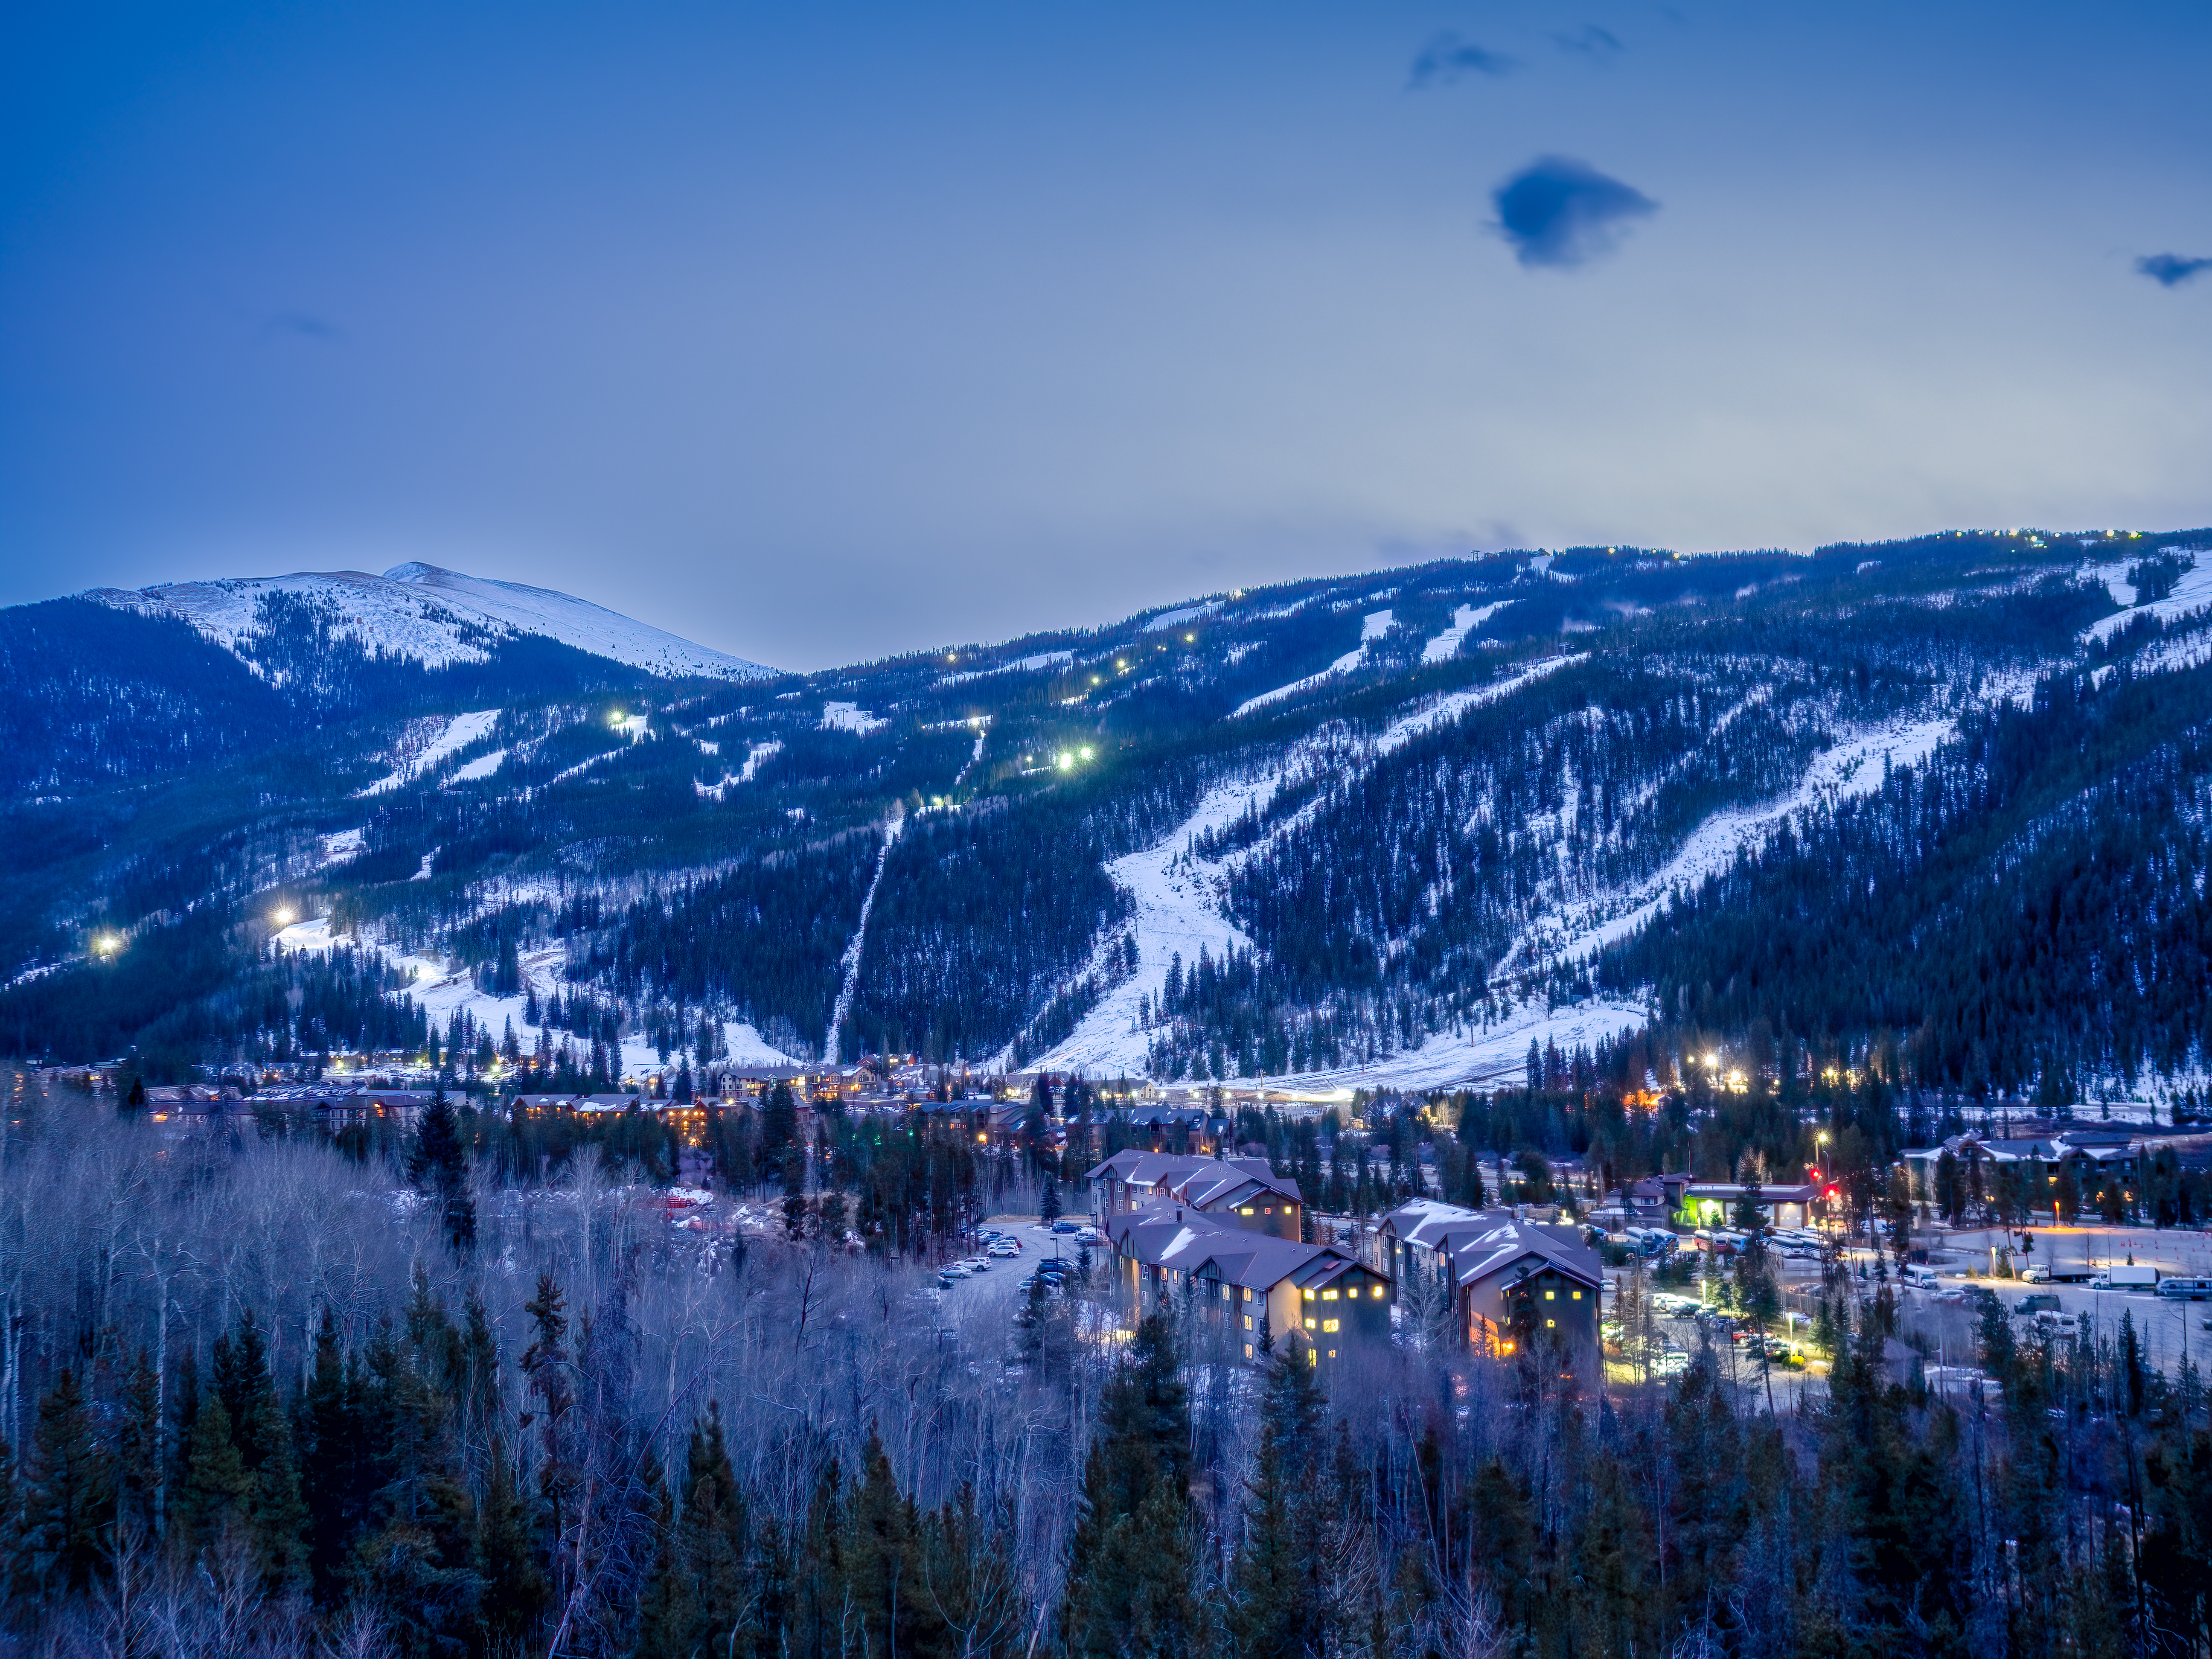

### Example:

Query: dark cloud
xmin=1553 ymin=24 xmax=1624 ymax=61
xmin=2137 ymin=253 xmax=2212 ymax=288
xmin=262 ymin=310 xmax=341 ymax=341
xmin=1492 ymin=156 xmax=1657 ymax=268
xmin=1407 ymin=32 xmax=1519 ymax=88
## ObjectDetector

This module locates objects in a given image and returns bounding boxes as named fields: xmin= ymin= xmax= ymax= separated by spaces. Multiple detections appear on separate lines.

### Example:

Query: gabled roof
xmin=1446 ymin=1218 xmax=1602 ymax=1294
xmin=1379 ymin=1199 xmax=1516 ymax=1254
xmin=1085 ymin=1151 xmax=1300 ymax=1204
xmin=1103 ymin=1204 xmax=1374 ymax=1292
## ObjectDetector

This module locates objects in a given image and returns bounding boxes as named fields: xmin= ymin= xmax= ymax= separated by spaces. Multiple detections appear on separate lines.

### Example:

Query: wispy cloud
xmin=1553 ymin=24 xmax=1624 ymax=61
xmin=2137 ymin=253 xmax=2212 ymax=288
xmin=1492 ymin=156 xmax=1657 ymax=269
xmin=1408 ymin=32 xmax=1519 ymax=89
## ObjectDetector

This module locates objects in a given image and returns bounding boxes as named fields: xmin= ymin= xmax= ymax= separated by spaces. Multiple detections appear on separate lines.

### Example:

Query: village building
xmin=1676 ymin=1182 xmax=1822 ymax=1230
xmin=1899 ymin=1126 xmax=2145 ymax=1208
xmin=1378 ymin=1199 xmax=1602 ymax=1361
xmin=1086 ymin=1151 xmax=1304 ymax=1239
xmin=1103 ymin=1204 xmax=1391 ymax=1367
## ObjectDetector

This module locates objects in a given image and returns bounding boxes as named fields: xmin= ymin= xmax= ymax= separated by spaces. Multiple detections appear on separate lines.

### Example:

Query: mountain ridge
xmin=82 ymin=560 xmax=772 ymax=682
xmin=9 ymin=528 xmax=2212 ymax=1111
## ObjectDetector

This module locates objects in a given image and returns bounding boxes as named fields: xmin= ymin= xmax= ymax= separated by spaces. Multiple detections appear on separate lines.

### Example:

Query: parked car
xmin=1051 ymin=1220 xmax=1080 ymax=1234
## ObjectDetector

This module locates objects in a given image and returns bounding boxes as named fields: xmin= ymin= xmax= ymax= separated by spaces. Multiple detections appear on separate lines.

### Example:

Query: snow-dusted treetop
xmin=85 ymin=561 xmax=773 ymax=681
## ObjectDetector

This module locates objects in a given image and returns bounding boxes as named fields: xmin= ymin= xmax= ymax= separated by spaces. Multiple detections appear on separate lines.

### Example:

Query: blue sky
xmin=3 ymin=2 xmax=2209 ymax=669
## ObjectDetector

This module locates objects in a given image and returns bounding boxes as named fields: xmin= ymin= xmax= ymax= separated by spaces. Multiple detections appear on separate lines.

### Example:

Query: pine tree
xmin=214 ymin=1309 xmax=309 ymax=1587
xmin=178 ymin=1389 xmax=252 ymax=1554
xmin=1232 ymin=1349 xmax=1328 ymax=1659
xmin=1062 ymin=1314 xmax=1207 ymax=1659
xmin=1039 ymin=1172 xmax=1062 ymax=1226
xmin=22 ymin=1368 xmax=115 ymax=1596
xmin=476 ymin=1433 xmax=550 ymax=1653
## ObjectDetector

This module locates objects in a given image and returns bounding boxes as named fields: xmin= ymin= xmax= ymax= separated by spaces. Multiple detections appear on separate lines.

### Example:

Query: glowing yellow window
xmin=1545 ymin=1290 xmax=1555 ymax=1301
xmin=1546 ymin=1318 xmax=1556 ymax=1329
xmin=1243 ymin=1315 xmax=1252 ymax=1330
xmin=1245 ymin=1343 xmax=1254 ymax=1358
xmin=1240 ymin=1207 xmax=1253 ymax=1214
xmin=1321 ymin=1318 xmax=1339 ymax=1333
xmin=1322 ymin=1289 xmax=1338 ymax=1301
xmin=1374 ymin=1286 xmax=1386 ymax=1298
xmin=1302 ymin=1288 xmax=1315 ymax=1300
xmin=1305 ymin=1318 xmax=1317 ymax=1330
xmin=1327 ymin=1349 xmax=1337 ymax=1359
xmin=1572 ymin=1290 xmax=1582 ymax=1300
xmin=1307 ymin=1349 xmax=1317 ymax=1366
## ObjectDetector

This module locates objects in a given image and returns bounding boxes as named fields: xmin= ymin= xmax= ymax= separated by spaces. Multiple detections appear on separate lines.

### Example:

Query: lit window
xmin=1243 ymin=1315 xmax=1252 ymax=1330
xmin=1572 ymin=1290 xmax=1582 ymax=1301
xmin=1546 ymin=1318 xmax=1555 ymax=1329
xmin=1302 ymin=1288 xmax=1315 ymax=1299
xmin=1240 ymin=1207 xmax=1253 ymax=1215
xmin=1245 ymin=1344 xmax=1254 ymax=1358
xmin=1322 ymin=1318 xmax=1339 ymax=1333
xmin=1306 ymin=1318 xmax=1316 ymax=1331
xmin=1322 ymin=1289 xmax=1338 ymax=1301
xmin=1374 ymin=1286 xmax=1386 ymax=1298
xmin=1328 ymin=1349 xmax=1336 ymax=1359
xmin=1545 ymin=1290 xmax=1555 ymax=1301
xmin=1307 ymin=1349 xmax=1317 ymax=1366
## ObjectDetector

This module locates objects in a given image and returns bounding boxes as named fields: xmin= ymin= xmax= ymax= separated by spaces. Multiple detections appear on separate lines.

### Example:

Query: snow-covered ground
xmin=272 ymin=917 xmax=797 ymax=1073
xmin=821 ymin=701 xmax=889 ymax=736
xmin=451 ymin=749 xmax=506 ymax=783
xmin=940 ymin=650 xmax=1073 ymax=685
xmin=318 ymin=828 xmax=366 ymax=866
xmin=1421 ymin=602 xmax=1513 ymax=664
xmin=1241 ymin=998 xmax=1648 ymax=1097
xmin=1145 ymin=601 xmax=1220 ymax=634
xmin=2083 ymin=553 xmax=2212 ymax=646
xmin=1231 ymin=609 xmax=1395 ymax=718
xmin=87 ymin=562 xmax=771 ymax=680
xmin=1015 ymin=780 xmax=1266 ymax=1076
xmin=358 ymin=710 xmax=502 ymax=796
xmin=1500 ymin=696 xmax=1997 ymax=980
xmin=1030 ymin=656 xmax=1588 ymax=1080
xmin=825 ymin=812 xmax=906 ymax=1063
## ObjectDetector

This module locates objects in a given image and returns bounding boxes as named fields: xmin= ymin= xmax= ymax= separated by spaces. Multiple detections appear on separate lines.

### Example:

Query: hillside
xmin=6 ymin=531 xmax=2212 ymax=1107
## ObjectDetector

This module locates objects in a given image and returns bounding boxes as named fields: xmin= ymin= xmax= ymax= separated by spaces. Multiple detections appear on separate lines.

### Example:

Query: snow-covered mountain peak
xmin=86 ymin=563 xmax=773 ymax=681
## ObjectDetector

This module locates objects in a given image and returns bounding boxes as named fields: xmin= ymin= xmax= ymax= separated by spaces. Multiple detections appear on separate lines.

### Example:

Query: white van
xmin=2157 ymin=1277 xmax=2212 ymax=1301
xmin=1903 ymin=1265 xmax=1941 ymax=1290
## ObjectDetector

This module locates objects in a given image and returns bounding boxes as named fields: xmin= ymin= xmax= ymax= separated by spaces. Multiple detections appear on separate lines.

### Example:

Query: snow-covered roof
xmin=1104 ymin=1204 xmax=1375 ymax=1292
xmin=1085 ymin=1151 xmax=1300 ymax=1204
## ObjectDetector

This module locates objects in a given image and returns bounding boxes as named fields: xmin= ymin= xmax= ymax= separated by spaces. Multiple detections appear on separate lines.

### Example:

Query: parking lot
xmin=921 ymin=1215 xmax=1107 ymax=1330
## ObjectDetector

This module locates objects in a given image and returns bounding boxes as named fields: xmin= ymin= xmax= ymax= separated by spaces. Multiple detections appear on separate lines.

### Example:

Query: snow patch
xmin=826 ymin=811 xmax=905 ymax=1062
xmin=1421 ymin=602 xmax=1513 ymax=664
xmin=1231 ymin=609 xmax=1397 ymax=718
xmin=1145 ymin=601 xmax=1220 ymax=634
xmin=358 ymin=710 xmax=502 ymax=797
xmin=451 ymin=748 xmax=507 ymax=783
xmin=940 ymin=650 xmax=1074 ymax=685
xmin=822 ymin=702 xmax=889 ymax=736
xmin=319 ymin=828 xmax=367 ymax=867
xmin=86 ymin=563 xmax=771 ymax=681
xmin=2083 ymin=554 xmax=2212 ymax=645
